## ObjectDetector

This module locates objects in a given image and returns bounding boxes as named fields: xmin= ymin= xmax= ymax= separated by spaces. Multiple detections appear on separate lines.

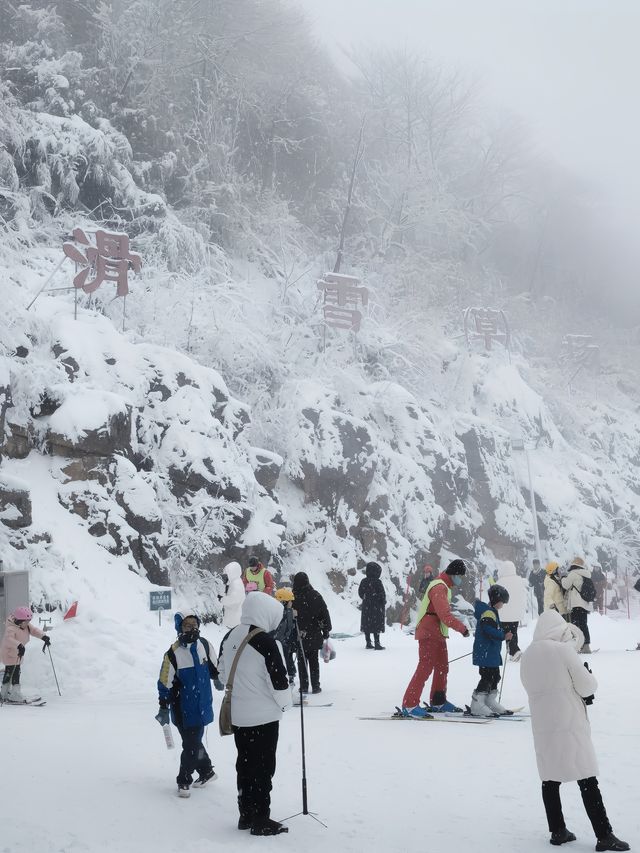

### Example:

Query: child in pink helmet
xmin=0 ymin=606 xmax=50 ymax=703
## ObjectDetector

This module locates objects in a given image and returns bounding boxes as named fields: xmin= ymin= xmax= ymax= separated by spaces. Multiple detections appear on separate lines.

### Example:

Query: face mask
xmin=452 ymin=575 xmax=463 ymax=587
xmin=181 ymin=629 xmax=199 ymax=644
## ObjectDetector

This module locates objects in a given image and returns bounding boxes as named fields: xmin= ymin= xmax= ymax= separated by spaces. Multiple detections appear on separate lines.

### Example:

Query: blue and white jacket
xmin=158 ymin=617 xmax=220 ymax=728
xmin=472 ymin=599 xmax=505 ymax=668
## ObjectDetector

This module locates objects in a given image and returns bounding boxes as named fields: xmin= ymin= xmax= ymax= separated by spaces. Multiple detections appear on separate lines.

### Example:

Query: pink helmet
xmin=12 ymin=606 xmax=33 ymax=622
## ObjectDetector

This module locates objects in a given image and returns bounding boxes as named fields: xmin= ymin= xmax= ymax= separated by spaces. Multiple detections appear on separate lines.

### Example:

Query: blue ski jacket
xmin=472 ymin=599 xmax=505 ymax=667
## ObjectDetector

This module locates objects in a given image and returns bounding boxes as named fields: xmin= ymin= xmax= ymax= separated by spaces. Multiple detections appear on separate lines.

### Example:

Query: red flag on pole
xmin=63 ymin=601 xmax=78 ymax=620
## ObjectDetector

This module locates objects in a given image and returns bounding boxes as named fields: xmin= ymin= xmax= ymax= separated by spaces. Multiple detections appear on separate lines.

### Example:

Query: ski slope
xmin=1 ymin=613 xmax=638 ymax=853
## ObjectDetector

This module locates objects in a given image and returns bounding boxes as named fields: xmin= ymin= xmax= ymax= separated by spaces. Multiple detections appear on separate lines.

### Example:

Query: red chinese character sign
xmin=317 ymin=272 xmax=368 ymax=333
xmin=63 ymin=228 xmax=142 ymax=297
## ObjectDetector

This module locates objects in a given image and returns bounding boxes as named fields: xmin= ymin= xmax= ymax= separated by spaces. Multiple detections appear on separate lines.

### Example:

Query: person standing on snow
xmin=218 ymin=592 xmax=292 ymax=836
xmin=495 ymin=560 xmax=528 ymax=661
xmin=561 ymin=557 xmax=594 ymax=653
xmin=273 ymin=587 xmax=297 ymax=684
xmin=543 ymin=561 xmax=568 ymax=618
xmin=291 ymin=571 xmax=332 ymax=694
xmin=529 ymin=558 xmax=546 ymax=616
xmin=0 ymin=606 xmax=50 ymax=703
xmin=243 ymin=556 xmax=275 ymax=596
xmin=156 ymin=612 xmax=224 ymax=798
xmin=358 ymin=561 xmax=386 ymax=650
xmin=520 ymin=609 xmax=629 ymax=851
xmin=221 ymin=561 xmax=245 ymax=628
xmin=401 ymin=559 xmax=470 ymax=717
xmin=468 ymin=584 xmax=514 ymax=716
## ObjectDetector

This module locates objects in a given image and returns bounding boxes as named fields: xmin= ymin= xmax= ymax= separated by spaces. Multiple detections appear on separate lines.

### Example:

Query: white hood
xmin=224 ymin=561 xmax=242 ymax=581
xmin=532 ymin=609 xmax=583 ymax=650
xmin=241 ymin=591 xmax=283 ymax=633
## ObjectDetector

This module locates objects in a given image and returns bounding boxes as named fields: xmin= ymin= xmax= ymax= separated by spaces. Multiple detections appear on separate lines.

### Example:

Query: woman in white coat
xmin=520 ymin=610 xmax=628 ymax=851
xmin=221 ymin=562 xmax=245 ymax=629
xmin=495 ymin=560 xmax=528 ymax=660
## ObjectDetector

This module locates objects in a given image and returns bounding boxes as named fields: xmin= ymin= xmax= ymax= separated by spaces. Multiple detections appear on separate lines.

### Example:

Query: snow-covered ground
xmin=2 ymin=612 xmax=638 ymax=853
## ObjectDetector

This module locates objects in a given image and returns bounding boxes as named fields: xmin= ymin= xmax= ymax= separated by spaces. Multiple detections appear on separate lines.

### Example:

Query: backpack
xmin=579 ymin=576 xmax=596 ymax=603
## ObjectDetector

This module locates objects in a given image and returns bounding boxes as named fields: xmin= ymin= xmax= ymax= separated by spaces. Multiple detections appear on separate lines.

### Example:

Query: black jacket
xmin=291 ymin=572 xmax=332 ymax=650
xmin=358 ymin=562 xmax=386 ymax=633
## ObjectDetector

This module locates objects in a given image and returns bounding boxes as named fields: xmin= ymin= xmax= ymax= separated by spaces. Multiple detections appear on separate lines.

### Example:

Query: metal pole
xmin=26 ymin=257 xmax=67 ymax=310
xmin=626 ymin=568 xmax=631 ymax=620
xmin=525 ymin=450 xmax=543 ymax=563
xmin=47 ymin=647 xmax=62 ymax=696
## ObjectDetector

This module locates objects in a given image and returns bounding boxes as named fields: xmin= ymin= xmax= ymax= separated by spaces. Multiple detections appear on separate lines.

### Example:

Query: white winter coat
xmin=222 ymin=561 xmax=245 ymax=628
xmin=218 ymin=592 xmax=291 ymax=727
xmin=520 ymin=610 xmax=598 ymax=782
xmin=495 ymin=561 xmax=528 ymax=623
xmin=561 ymin=566 xmax=594 ymax=612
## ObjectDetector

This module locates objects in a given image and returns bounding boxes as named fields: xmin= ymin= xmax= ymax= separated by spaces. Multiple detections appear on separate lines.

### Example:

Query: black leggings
xmin=2 ymin=665 xmax=21 ymax=685
xmin=234 ymin=721 xmax=279 ymax=825
xmin=298 ymin=639 xmax=320 ymax=691
xmin=571 ymin=607 xmax=590 ymax=645
xmin=542 ymin=778 xmax=612 ymax=839
xmin=475 ymin=666 xmax=500 ymax=692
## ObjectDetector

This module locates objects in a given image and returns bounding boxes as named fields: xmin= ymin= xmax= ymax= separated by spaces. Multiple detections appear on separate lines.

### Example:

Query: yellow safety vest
xmin=415 ymin=578 xmax=451 ymax=638
xmin=245 ymin=567 xmax=266 ymax=591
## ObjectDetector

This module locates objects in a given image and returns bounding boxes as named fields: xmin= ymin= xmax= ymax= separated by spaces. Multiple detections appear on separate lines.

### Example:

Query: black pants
xmin=501 ymin=621 xmax=520 ymax=656
xmin=2 ymin=665 xmax=21 ymax=685
xmin=535 ymin=591 xmax=544 ymax=615
xmin=175 ymin=724 xmax=212 ymax=785
xmin=571 ymin=607 xmax=590 ymax=645
xmin=282 ymin=643 xmax=297 ymax=682
xmin=298 ymin=639 xmax=320 ymax=692
xmin=542 ymin=778 xmax=612 ymax=839
xmin=476 ymin=666 xmax=500 ymax=693
xmin=234 ymin=721 xmax=279 ymax=826
xmin=364 ymin=632 xmax=382 ymax=648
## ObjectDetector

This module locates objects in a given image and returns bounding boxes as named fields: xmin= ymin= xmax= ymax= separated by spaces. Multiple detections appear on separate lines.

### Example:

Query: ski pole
xmin=47 ymin=647 xmax=62 ymax=696
xmin=449 ymin=651 xmax=473 ymax=664
xmin=498 ymin=649 xmax=508 ymax=702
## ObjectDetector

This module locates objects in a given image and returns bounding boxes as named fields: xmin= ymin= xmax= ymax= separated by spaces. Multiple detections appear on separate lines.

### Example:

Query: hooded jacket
xmin=472 ymin=600 xmax=505 ymax=667
xmin=358 ymin=562 xmax=386 ymax=634
xmin=291 ymin=572 xmax=332 ymax=649
xmin=561 ymin=564 xmax=594 ymax=612
xmin=495 ymin=561 xmax=528 ymax=622
xmin=157 ymin=614 xmax=219 ymax=728
xmin=520 ymin=610 xmax=598 ymax=782
xmin=0 ymin=617 xmax=45 ymax=666
xmin=218 ymin=592 xmax=291 ymax=727
xmin=222 ymin=561 xmax=245 ymax=628
xmin=544 ymin=568 xmax=567 ymax=615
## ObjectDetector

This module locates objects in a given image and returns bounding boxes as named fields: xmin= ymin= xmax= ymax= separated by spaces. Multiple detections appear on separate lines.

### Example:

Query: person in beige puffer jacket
xmin=543 ymin=561 xmax=568 ymax=617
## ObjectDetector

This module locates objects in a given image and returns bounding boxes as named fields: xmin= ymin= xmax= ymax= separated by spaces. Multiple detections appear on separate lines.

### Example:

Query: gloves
xmin=583 ymin=694 xmax=594 ymax=706
xmin=17 ymin=643 xmax=25 ymax=658
xmin=213 ymin=678 xmax=224 ymax=692
xmin=155 ymin=708 xmax=170 ymax=726
xmin=583 ymin=661 xmax=592 ymax=673
xmin=462 ymin=628 xmax=470 ymax=638
xmin=42 ymin=636 xmax=51 ymax=652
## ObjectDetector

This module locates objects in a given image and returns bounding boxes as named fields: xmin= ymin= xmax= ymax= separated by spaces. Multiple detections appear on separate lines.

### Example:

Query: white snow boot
xmin=469 ymin=691 xmax=495 ymax=717
xmin=485 ymin=690 xmax=513 ymax=715
xmin=0 ymin=682 xmax=11 ymax=702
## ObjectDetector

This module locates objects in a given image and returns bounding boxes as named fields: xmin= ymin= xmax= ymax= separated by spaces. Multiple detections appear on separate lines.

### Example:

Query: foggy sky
xmin=298 ymin=0 xmax=640 ymax=240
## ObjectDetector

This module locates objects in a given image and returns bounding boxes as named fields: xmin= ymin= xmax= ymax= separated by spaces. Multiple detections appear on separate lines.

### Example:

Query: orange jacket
xmin=415 ymin=573 xmax=467 ymax=641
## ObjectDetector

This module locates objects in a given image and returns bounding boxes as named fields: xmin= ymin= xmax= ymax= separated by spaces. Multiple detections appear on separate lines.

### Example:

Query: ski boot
xmin=429 ymin=699 xmax=463 ymax=713
xmin=469 ymin=691 xmax=495 ymax=717
xmin=401 ymin=705 xmax=431 ymax=718
xmin=485 ymin=690 xmax=514 ymax=715
xmin=193 ymin=768 xmax=218 ymax=787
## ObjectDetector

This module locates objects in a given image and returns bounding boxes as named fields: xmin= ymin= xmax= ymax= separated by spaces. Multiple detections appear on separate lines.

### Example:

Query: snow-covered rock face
xmin=0 ymin=307 xmax=285 ymax=605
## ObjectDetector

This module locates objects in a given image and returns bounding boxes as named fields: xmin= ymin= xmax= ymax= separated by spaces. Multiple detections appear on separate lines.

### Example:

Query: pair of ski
xmin=359 ymin=705 xmax=528 ymax=725
xmin=1 ymin=696 xmax=46 ymax=707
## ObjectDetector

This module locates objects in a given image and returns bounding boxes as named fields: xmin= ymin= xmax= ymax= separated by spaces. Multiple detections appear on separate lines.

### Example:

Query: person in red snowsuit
xmin=401 ymin=559 xmax=470 ymax=715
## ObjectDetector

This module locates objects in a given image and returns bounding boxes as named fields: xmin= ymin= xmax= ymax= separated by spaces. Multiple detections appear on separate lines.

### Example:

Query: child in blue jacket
xmin=469 ymin=585 xmax=513 ymax=716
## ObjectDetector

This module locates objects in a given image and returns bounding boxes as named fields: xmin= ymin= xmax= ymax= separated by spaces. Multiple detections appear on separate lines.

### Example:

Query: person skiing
xmin=221 ymin=561 xmax=245 ymax=628
xmin=520 ymin=609 xmax=629 ymax=851
xmin=358 ymin=561 xmax=386 ymax=650
xmin=273 ymin=587 xmax=297 ymax=684
xmin=495 ymin=560 xmax=528 ymax=660
xmin=218 ymin=592 xmax=292 ymax=836
xmin=291 ymin=572 xmax=332 ymax=694
xmin=156 ymin=612 xmax=224 ymax=798
xmin=544 ymin=561 xmax=568 ymax=617
xmin=0 ymin=606 xmax=50 ymax=703
xmin=561 ymin=557 xmax=594 ymax=653
xmin=243 ymin=556 xmax=275 ymax=596
xmin=401 ymin=558 xmax=470 ymax=717
xmin=529 ymin=559 xmax=545 ymax=616
xmin=591 ymin=564 xmax=606 ymax=615
xmin=468 ymin=584 xmax=514 ymax=716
